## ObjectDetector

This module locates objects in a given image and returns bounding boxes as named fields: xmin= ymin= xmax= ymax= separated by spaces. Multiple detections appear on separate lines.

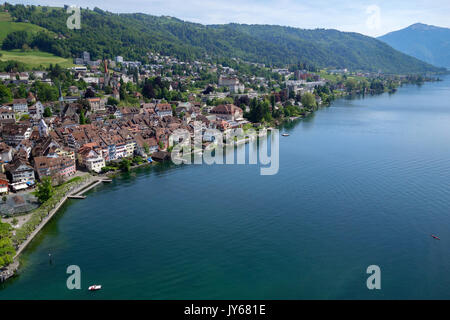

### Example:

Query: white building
xmin=12 ymin=99 xmax=28 ymax=113
xmin=38 ymin=119 xmax=49 ymax=137
xmin=78 ymin=148 xmax=106 ymax=173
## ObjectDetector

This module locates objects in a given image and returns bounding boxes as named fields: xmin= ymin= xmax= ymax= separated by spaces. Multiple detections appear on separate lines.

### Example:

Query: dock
xmin=68 ymin=179 xmax=110 ymax=199
xmin=67 ymin=195 xmax=86 ymax=199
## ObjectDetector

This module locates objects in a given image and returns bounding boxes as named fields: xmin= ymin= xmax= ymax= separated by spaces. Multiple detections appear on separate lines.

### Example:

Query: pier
xmin=12 ymin=178 xmax=112 ymax=263
xmin=67 ymin=178 xmax=112 ymax=200
xmin=67 ymin=195 xmax=86 ymax=199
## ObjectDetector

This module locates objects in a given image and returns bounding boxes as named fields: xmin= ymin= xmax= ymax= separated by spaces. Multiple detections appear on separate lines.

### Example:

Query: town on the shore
xmin=0 ymin=49 xmax=436 ymax=272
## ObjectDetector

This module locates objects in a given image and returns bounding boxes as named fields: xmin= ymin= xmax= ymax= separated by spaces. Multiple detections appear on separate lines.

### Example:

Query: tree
xmin=19 ymin=114 xmax=30 ymax=121
xmin=119 ymin=158 xmax=131 ymax=172
xmin=43 ymin=107 xmax=52 ymax=117
xmin=345 ymin=79 xmax=358 ymax=92
xmin=1 ymin=30 xmax=30 ymax=50
xmin=34 ymin=81 xmax=59 ymax=102
xmin=0 ymin=220 xmax=16 ymax=268
xmin=142 ymin=82 xmax=155 ymax=99
xmin=301 ymin=92 xmax=317 ymax=109
xmin=143 ymin=143 xmax=150 ymax=155
xmin=16 ymin=84 xmax=27 ymax=98
xmin=84 ymin=88 xmax=96 ymax=98
xmin=107 ymin=97 xmax=119 ymax=106
xmin=0 ymin=83 xmax=13 ymax=104
xmin=79 ymin=108 xmax=87 ymax=124
xmin=270 ymin=95 xmax=276 ymax=109
xmin=33 ymin=177 xmax=54 ymax=203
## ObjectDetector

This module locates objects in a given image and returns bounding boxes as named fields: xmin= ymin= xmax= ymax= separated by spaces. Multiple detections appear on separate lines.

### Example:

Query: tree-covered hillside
xmin=1 ymin=3 xmax=444 ymax=74
xmin=379 ymin=23 xmax=450 ymax=69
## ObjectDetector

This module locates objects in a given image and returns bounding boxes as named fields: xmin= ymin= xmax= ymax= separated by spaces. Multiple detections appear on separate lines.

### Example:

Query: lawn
xmin=0 ymin=49 xmax=73 ymax=68
xmin=0 ymin=12 xmax=12 ymax=22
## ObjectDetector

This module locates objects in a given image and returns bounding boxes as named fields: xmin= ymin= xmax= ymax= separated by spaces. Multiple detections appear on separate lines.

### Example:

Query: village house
xmin=87 ymin=97 xmax=106 ymax=113
xmin=33 ymin=156 xmax=76 ymax=180
xmin=28 ymin=101 xmax=45 ymax=119
xmin=155 ymin=103 xmax=173 ymax=118
xmin=218 ymin=76 xmax=245 ymax=93
xmin=5 ymin=158 xmax=35 ymax=184
xmin=0 ymin=142 xmax=13 ymax=162
xmin=27 ymin=92 xmax=36 ymax=104
xmin=0 ymin=107 xmax=16 ymax=124
xmin=16 ymin=139 xmax=33 ymax=159
xmin=68 ymin=86 xmax=79 ymax=95
xmin=210 ymin=104 xmax=243 ymax=121
xmin=31 ymin=71 xmax=47 ymax=79
xmin=77 ymin=146 xmax=105 ymax=173
xmin=119 ymin=107 xmax=140 ymax=119
xmin=12 ymin=99 xmax=28 ymax=113
xmin=0 ymin=73 xmax=11 ymax=81
xmin=1 ymin=124 xmax=32 ymax=146
xmin=0 ymin=173 xmax=8 ymax=194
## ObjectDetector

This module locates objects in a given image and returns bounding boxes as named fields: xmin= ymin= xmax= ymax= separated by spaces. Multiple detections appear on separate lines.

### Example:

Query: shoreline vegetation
xmin=0 ymin=76 xmax=438 ymax=283
xmin=1 ymin=175 xmax=93 ymax=281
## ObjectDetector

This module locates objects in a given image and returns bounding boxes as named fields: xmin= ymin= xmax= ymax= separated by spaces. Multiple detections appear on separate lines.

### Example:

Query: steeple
xmin=58 ymin=83 xmax=64 ymax=116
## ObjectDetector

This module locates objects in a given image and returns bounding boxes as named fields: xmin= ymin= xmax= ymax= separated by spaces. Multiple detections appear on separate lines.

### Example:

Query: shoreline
xmin=1 ymin=161 xmax=159 ymax=282
xmin=1 ymin=175 xmax=110 ymax=282
xmin=0 ymin=79 xmax=436 ymax=283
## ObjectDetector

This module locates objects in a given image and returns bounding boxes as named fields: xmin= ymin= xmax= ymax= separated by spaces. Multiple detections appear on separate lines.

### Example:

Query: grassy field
xmin=0 ymin=12 xmax=50 ymax=44
xmin=0 ymin=49 xmax=73 ymax=68
xmin=0 ymin=12 xmax=73 ymax=69
xmin=0 ymin=12 xmax=12 ymax=22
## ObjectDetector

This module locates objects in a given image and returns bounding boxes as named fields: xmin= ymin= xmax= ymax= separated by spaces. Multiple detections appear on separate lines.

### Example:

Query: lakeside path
xmin=13 ymin=176 xmax=107 ymax=259
xmin=1 ymin=175 xmax=111 ymax=282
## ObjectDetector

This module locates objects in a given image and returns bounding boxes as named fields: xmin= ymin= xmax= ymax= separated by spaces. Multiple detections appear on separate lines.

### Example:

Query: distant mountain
xmin=1 ymin=4 xmax=444 ymax=74
xmin=379 ymin=23 xmax=450 ymax=69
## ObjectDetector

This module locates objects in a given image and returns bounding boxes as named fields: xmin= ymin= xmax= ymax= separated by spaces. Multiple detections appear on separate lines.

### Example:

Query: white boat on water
xmin=88 ymin=285 xmax=102 ymax=291
xmin=282 ymin=133 xmax=290 ymax=137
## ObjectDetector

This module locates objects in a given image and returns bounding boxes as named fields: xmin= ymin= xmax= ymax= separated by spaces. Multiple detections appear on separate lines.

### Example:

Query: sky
xmin=8 ymin=0 xmax=450 ymax=37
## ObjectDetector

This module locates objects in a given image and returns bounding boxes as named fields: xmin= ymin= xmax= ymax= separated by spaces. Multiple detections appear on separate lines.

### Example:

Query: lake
xmin=2 ymin=76 xmax=450 ymax=299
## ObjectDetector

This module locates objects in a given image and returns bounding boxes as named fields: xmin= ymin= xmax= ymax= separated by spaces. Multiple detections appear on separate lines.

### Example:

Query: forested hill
xmin=379 ymin=23 xmax=450 ymax=69
xmin=1 ymin=4 xmax=444 ymax=74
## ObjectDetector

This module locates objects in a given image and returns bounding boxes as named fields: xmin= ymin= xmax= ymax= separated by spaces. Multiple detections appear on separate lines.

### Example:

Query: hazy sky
xmin=9 ymin=0 xmax=450 ymax=37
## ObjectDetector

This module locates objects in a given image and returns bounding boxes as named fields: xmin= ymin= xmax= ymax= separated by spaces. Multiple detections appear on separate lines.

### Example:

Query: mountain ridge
xmin=0 ymin=4 xmax=445 ymax=74
xmin=378 ymin=23 xmax=450 ymax=69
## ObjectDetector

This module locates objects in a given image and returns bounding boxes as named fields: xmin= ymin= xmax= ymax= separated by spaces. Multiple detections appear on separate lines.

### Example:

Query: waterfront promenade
xmin=1 ymin=176 xmax=109 ymax=282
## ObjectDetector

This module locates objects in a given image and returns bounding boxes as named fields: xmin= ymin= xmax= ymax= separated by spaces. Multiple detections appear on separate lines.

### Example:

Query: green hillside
xmin=0 ymin=11 xmax=70 ymax=69
xmin=0 ymin=49 xmax=73 ymax=68
xmin=0 ymin=12 xmax=48 ymax=43
xmin=379 ymin=23 xmax=450 ymax=69
xmin=1 ymin=4 xmax=445 ymax=74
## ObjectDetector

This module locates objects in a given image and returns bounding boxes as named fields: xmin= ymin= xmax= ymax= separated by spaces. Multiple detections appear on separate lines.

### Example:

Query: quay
xmin=3 ymin=177 xmax=112 ymax=282
xmin=69 ymin=179 xmax=105 ymax=198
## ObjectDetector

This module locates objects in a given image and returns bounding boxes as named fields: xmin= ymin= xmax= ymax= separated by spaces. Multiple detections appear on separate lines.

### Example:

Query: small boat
xmin=431 ymin=234 xmax=440 ymax=240
xmin=88 ymin=285 xmax=102 ymax=291
xmin=282 ymin=133 xmax=290 ymax=137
